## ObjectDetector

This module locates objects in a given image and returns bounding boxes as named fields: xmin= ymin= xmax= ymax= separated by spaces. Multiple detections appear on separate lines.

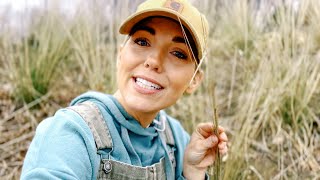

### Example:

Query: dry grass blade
xmin=208 ymin=82 xmax=221 ymax=180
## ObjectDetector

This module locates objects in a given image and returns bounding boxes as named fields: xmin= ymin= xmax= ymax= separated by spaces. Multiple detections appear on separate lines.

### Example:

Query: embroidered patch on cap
xmin=164 ymin=0 xmax=184 ymax=13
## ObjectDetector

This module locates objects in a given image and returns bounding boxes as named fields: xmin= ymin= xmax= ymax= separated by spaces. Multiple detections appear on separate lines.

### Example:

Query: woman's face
xmin=115 ymin=17 xmax=203 ymax=117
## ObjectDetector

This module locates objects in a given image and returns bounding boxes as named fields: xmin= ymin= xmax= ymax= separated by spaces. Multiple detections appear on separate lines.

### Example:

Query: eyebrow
xmin=131 ymin=25 xmax=186 ymax=45
xmin=131 ymin=25 xmax=155 ymax=35
xmin=172 ymin=36 xmax=186 ymax=44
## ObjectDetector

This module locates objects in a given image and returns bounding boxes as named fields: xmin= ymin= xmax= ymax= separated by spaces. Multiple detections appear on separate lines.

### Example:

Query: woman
xmin=21 ymin=0 xmax=228 ymax=179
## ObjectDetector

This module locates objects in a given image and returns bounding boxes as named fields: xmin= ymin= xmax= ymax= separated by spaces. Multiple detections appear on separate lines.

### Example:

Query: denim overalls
xmin=68 ymin=101 xmax=176 ymax=180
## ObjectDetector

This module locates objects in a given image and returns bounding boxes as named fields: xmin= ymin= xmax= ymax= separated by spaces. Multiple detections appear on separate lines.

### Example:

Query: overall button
xmin=103 ymin=160 xmax=112 ymax=174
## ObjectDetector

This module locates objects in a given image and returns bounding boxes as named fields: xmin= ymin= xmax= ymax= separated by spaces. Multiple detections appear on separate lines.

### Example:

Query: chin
xmin=125 ymin=95 xmax=161 ymax=113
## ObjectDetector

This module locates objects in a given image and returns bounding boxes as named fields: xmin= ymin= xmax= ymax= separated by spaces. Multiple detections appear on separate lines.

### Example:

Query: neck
xmin=113 ymin=91 xmax=157 ymax=128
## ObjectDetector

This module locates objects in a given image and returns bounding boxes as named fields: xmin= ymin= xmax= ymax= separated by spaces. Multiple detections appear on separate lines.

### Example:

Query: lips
xmin=133 ymin=77 xmax=163 ymax=91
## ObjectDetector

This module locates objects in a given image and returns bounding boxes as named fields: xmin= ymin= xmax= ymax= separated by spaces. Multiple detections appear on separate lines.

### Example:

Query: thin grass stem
xmin=208 ymin=82 xmax=221 ymax=180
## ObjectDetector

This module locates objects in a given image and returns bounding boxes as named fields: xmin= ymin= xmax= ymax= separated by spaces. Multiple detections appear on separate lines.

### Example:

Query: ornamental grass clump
xmin=4 ymin=11 xmax=71 ymax=103
xmin=220 ymin=0 xmax=320 ymax=178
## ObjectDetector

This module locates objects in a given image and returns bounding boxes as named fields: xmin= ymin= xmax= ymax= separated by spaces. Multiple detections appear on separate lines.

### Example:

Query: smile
xmin=134 ymin=77 xmax=163 ymax=90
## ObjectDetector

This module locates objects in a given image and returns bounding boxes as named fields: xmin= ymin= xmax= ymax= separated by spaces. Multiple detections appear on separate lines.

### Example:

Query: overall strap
xmin=67 ymin=101 xmax=113 ymax=150
xmin=160 ymin=117 xmax=175 ymax=146
xmin=159 ymin=116 xmax=176 ymax=173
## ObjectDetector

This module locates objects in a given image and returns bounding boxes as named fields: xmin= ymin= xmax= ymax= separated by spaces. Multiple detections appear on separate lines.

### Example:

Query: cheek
xmin=116 ymin=51 xmax=131 ymax=85
xmin=117 ymin=53 xmax=132 ymax=75
xmin=118 ymin=47 xmax=142 ymax=71
xmin=170 ymin=67 xmax=194 ymax=90
xmin=117 ymin=48 xmax=143 ymax=86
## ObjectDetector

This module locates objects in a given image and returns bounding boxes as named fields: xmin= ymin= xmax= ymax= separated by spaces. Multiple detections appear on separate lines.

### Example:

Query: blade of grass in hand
xmin=208 ymin=82 xmax=221 ymax=180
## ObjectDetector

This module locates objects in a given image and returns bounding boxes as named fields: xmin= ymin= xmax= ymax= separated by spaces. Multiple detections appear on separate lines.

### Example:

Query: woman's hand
xmin=183 ymin=122 xmax=228 ymax=180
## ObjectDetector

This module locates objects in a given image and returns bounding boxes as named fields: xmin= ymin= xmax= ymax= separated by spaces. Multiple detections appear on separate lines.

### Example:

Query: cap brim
xmin=119 ymin=8 xmax=202 ymax=59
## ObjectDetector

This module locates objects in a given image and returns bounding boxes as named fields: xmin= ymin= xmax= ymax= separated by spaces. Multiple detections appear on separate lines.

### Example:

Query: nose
xmin=144 ymin=50 xmax=163 ymax=73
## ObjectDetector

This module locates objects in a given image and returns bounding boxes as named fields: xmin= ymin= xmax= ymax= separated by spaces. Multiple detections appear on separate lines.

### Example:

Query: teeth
xmin=136 ymin=78 xmax=161 ymax=90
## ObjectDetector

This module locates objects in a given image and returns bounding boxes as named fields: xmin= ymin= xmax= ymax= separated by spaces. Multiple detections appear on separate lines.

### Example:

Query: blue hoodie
xmin=21 ymin=91 xmax=190 ymax=179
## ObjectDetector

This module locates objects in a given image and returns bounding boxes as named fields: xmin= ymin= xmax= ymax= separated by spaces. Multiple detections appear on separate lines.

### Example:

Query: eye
xmin=171 ymin=51 xmax=188 ymax=60
xmin=134 ymin=38 xmax=150 ymax=47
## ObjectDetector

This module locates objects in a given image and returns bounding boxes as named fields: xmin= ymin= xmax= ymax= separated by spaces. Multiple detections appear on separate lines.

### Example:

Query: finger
xmin=217 ymin=126 xmax=225 ymax=133
xmin=196 ymin=123 xmax=225 ymax=138
xmin=219 ymin=146 xmax=228 ymax=155
xmin=219 ymin=132 xmax=228 ymax=142
xmin=218 ymin=141 xmax=227 ymax=149
xmin=197 ymin=123 xmax=225 ymax=133
xmin=198 ymin=149 xmax=216 ymax=167
xmin=196 ymin=123 xmax=213 ymax=138
xmin=199 ymin=135 xmax=219 ymax=150
xmin=218 ymin=141 xmax=228 ymax=155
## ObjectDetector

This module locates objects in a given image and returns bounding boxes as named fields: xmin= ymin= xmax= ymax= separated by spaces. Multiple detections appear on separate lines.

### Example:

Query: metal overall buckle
xmin=102 ymin=152 xmax=112 ymax=174
xmin=103 ymin=160 xmax=112 ymax=174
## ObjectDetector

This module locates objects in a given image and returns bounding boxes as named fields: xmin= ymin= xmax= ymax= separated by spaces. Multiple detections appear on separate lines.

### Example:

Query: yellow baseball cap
xmin=119 ymin=0 xmax=209 ymax=60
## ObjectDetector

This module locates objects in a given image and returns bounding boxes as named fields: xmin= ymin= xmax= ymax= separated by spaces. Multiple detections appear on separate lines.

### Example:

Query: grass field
xmin=0 ymin=0 xmax=319 ymax=179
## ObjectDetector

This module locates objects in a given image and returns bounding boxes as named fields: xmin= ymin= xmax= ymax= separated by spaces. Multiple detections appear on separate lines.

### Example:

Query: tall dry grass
xmin=208 ymin=0 xmax=320 ymax=179
xmin=3 ymin=11 xmax=72 ymax=103
xmin=0 ymin=0 xmax=319 ymax=179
